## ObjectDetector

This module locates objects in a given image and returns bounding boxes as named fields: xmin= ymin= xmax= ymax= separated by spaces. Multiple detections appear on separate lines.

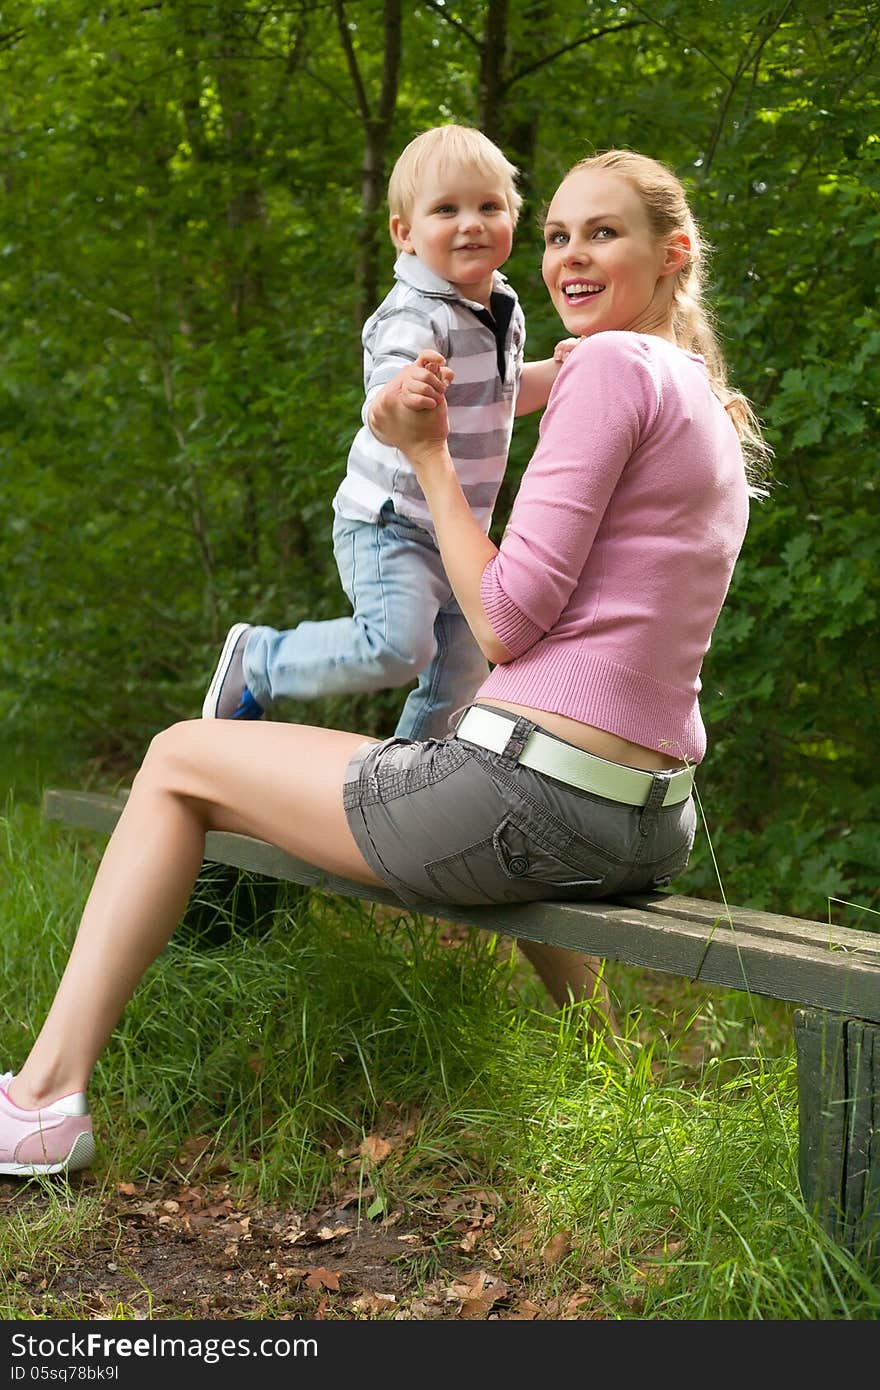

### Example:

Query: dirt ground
xmin=2 ymin=937 xmax=699 ymax=1321
xmin=2 ymin=1161 xmax=610 ymax=1321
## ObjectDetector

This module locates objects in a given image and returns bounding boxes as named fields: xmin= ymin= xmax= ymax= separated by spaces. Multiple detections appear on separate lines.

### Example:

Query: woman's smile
xmin=561 ymin=278 xmax=605 ymax=304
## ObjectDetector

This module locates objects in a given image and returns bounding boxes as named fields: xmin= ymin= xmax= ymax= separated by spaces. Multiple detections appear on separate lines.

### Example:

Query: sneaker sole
xmin=0 ymin=1129 xmax=96 ymax=1177
xmin=202 ymin=622 xmax=251 ymax=719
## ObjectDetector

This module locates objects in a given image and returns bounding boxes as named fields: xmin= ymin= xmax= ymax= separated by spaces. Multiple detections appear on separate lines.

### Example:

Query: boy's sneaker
xmin=0 ymin=1073 xmax=96 ymax=1176
xmin=202 ymin=623 xmax=264 ymax=720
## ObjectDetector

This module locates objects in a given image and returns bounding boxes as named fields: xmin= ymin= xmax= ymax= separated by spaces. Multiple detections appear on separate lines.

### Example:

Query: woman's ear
xmin=390 ymin=214 xmax=414 ymax=253
xmin=660 ymin=231 xmax=691 ymax=278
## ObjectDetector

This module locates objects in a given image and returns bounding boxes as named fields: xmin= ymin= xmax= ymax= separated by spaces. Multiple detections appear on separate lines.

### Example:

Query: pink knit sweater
xmin=477 ymin=331 xmax=750 ymax=764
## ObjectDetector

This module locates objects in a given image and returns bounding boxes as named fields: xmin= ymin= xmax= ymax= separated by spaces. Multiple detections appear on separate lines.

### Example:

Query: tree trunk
xmin=478 ymin=0 xmax=509 ymax=143
xmin=335 ymin=0 xmax=403 ymax=323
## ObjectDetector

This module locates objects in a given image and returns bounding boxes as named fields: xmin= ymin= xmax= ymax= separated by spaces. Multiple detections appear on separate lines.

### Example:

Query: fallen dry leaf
xmin=359 ymin=1135 xmax=393 ymax=1164
xmin=305 ymin=1268 xmax=340 ymax=1292
xmin=508 ymin=1300 xmax=542 ymax=1320
xmin=351 ymin=1291 xmax=396 ymax=1315
xmin=542 ymin=1229 xmax=573 ymax=1267
xmin=509 ymin=1227 xmax=536 ymax=1252
xmin=316 ymin=1225 xmax=352 ymax=1242
xmin=458 ymin=1297 xmax=495 ymax=1319
xmin=472 ymin=1188 xmax=502 ymax=1207
xmin=201 ymin=1200 xmax=234 ymax=1218
xmin=405 ymin=1298 xmax=445 ymax=1320
xmin=634 ymin=1239 xmax=684 ymax=1284
xmin=336 ymin=1185 xmax=375 ymax=1207
xmin=562 ymin=1287 xmax=597 ymax=1316
xmin=449 ymin=1271 xmax=508 ymax=1305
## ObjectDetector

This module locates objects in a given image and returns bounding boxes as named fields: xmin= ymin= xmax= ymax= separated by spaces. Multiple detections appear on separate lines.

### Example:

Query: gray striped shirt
xmin=333 ymin=253 xmax=525 ymax=535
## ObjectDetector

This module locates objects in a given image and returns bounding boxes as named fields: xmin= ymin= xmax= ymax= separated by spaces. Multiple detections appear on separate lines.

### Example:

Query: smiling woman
xmin=542 ymin=166 xmax=688 ymax=341
xmin=0 ymin=148 xmax=771 ymax=1186
xmin=541 ymin=149 xmax=769 ymax=470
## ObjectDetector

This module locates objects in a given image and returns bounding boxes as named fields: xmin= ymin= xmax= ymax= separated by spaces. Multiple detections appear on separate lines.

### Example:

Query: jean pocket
xmin=379 ymin=505 xmax=428 ymax=541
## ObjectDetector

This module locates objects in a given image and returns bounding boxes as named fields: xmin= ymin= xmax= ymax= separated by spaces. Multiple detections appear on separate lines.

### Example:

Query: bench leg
xmin=794 ymin=1008 xmax=880 ymax=1262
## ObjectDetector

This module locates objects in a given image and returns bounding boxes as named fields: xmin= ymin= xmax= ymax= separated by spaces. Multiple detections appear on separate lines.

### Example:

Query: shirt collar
xmin=392 ymin=252 xmax=513 ymax=308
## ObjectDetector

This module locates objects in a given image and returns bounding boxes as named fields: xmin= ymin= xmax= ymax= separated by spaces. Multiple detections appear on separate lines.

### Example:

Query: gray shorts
xmin=342 ymin=705 xmax=697 ymax=909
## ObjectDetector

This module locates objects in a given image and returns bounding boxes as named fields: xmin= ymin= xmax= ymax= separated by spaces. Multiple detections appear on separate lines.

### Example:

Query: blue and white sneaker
xmin=202 ymin=624 xmax=264 ymax=720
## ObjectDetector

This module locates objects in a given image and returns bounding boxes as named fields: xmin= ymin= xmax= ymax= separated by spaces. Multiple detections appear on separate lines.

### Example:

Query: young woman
xmin=0 ymin=150 xmax=768 ymax=1177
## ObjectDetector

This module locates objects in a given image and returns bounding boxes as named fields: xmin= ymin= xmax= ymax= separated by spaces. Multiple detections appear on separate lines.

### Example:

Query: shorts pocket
xmin=380 ymin=506 xmax=426 ymax=539
xmin=424 ymin=811 xmax=615 ymax=907
xmin=425 ymin=834 xmax=503 ymax=905
xmin=493 ymin=813 xmax=613 ymax=894
xmin=370 ymin=735 xmax=473 ymax=801
xmin=643 ymin=838 xmax=693 ymax=889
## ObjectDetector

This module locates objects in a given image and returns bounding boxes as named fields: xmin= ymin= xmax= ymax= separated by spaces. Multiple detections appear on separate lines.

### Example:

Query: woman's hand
xmin=370 ymin=353 xmax=506 ymax=663
xmin=368 ymin=350 xmax=455 ymax=461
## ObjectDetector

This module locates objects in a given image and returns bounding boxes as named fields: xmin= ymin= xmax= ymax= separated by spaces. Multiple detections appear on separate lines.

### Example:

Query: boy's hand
xmin=553 ymin=336 xmax=582 ymax=365
xmin=369 ymin=350 xmax=454 ymax=451
xmin=396 ymin=351 xmax=455 ymax=411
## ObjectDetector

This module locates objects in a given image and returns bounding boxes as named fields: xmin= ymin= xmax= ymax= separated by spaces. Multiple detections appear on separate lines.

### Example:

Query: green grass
xmin=1 ymin=789 xmax=878 ymax=1320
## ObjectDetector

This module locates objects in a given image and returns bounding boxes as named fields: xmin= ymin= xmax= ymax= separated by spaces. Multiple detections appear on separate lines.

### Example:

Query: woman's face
xmin=541 ymin=167 xmax=685 ymax=340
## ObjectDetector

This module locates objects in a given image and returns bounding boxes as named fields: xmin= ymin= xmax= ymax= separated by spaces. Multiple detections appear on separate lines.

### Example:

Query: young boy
xmin=203 ymin=124 xmax=573 ymax=740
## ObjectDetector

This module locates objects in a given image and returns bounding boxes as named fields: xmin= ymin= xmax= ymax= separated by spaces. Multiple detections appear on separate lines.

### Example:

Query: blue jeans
xmin=242 ymin=506 xmax=490 ymax=740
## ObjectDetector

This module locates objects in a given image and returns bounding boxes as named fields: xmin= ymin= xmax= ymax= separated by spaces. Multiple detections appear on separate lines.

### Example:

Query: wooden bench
xmin=43 ymin=786 xmax=880 ymax=1264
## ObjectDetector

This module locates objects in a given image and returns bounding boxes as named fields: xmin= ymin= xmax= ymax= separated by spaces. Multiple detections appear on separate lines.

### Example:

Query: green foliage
xmin=1 ymin=1 xmax=877 ymax=914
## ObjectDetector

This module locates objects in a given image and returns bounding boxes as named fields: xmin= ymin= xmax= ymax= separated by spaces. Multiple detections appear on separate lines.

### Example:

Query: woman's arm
xmin=369 ymin=354 xmax=512 ymax=664
xmin=372 ymin=339 xmax=648 ymax=665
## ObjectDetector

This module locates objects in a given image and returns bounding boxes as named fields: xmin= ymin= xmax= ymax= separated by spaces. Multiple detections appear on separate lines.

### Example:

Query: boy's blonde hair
xmin=564 ymin=149 xmax=771 ymax=492
xmin=387 ymin=125 xmax=522 ymax=242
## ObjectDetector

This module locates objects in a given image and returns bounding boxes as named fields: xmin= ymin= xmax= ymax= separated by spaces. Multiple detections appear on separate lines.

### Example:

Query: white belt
xmin=454 ymin=706 xmax=694 ymax=808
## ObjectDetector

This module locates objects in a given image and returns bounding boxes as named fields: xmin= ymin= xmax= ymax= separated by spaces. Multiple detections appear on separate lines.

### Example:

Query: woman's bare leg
xmin=516 ymin=940 xmax=620 ymax=1036
xmin=8 ymin=719 xmax=383 ymax=1109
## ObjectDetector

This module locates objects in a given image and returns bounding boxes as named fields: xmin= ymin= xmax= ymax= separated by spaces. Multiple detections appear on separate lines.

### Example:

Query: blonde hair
xmin=565 ymin=149 xmax=771 ymax=492
xmin=387 ymin=125 xmax=522 ymax=237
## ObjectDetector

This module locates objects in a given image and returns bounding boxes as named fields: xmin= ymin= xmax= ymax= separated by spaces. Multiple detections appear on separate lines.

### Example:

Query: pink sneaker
xmin=0 ymin=1072 xmax=96 ymax=1176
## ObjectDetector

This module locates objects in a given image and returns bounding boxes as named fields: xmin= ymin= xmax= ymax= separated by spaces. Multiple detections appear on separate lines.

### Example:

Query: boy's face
xmin=391 ymin=163 xmax=514 ymax=306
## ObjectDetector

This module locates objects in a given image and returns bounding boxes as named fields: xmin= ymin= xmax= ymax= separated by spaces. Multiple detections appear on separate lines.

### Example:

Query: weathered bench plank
xmin=42 ymin=789 xmax=880 ymax=1023
xmin=619 ymin=891 xmax=880 ymax=960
